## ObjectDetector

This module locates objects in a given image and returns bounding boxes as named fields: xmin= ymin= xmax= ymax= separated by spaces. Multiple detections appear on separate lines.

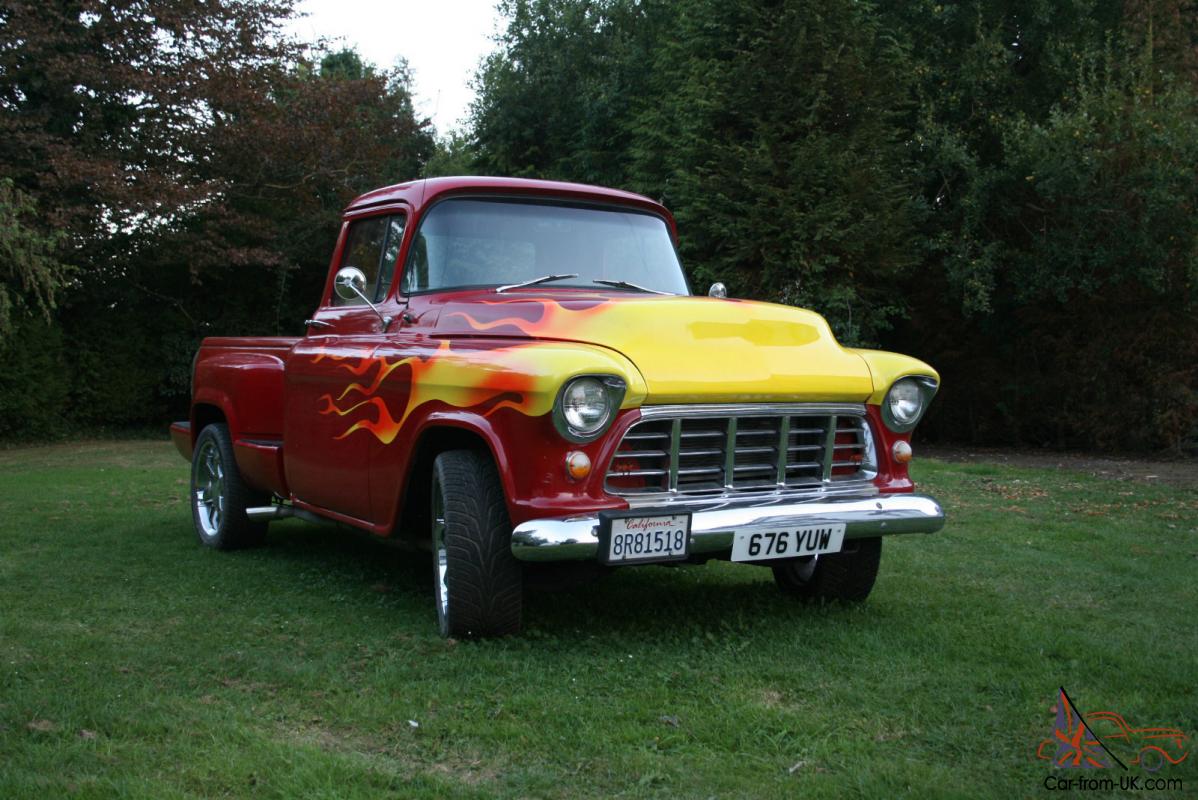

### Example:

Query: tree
xmin=0 ymin=179 xmax=69 ymax=343
xmin=472 ymin=0 xmax=921 ymax=343
xmin=471 ymin=0 xmax=1198 ymax=449
xmin=58 ymin=46 xmax=436 ymax=429
xmin=0 ymin=1 xmax=435 ymax=436
xmin=886 ymin=1 xmax=1198 ymax=449
xmin=0 ymin=0 xmax=300 ymax=255
xmin=626 ymin=0 xmax=921 ymax=343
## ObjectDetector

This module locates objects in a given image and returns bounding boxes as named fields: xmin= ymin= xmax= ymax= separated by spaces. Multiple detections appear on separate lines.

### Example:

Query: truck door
xmin=283 ymin=211 xmax=406 ymax=522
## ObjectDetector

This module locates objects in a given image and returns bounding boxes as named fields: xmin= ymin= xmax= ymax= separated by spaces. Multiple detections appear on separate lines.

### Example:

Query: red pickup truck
xmin=171 ymin=176 xmax=944 ymax=637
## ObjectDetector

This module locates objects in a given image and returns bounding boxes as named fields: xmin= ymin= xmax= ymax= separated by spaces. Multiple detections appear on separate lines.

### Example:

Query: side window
xmin=333 ymin=214 xmax=405 ymax=306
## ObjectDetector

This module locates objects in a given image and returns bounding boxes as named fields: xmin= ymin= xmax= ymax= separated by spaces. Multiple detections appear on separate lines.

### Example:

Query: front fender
xmin=407 ymin=337 xmax=650 ymax=418
xmin=369 ymin=339 xmax=648 ymax=532
xmin=850 ymin=348 xmax=940 ymax=404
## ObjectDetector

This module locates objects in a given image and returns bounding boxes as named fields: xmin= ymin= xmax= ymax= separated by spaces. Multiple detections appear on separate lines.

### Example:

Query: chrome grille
xmin=605 ymin=404 xmax=874 ymax=498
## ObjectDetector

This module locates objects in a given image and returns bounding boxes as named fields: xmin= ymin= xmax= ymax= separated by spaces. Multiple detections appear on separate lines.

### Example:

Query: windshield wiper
xmin=592 ymin=279 xmax=673 ymax=295
xmin=495 ymin=273 xmax=579 ymax=293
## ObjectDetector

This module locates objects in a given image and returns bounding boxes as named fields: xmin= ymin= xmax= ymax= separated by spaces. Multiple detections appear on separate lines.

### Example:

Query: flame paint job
xmin=311 ymin=336 xmax=647 ymax=446
xmin=179 ymin=177 xmax=938 ymax=537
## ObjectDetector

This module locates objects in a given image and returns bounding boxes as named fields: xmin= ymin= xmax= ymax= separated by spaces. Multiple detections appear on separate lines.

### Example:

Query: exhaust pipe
xmin=245 ymin=504 xmax=324 ymax=525
xmin=246 ymin=505 xmax=289 ymax=521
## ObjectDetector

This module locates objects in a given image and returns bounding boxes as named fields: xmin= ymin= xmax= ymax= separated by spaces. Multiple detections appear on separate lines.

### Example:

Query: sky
xmin=287 ymin=0 xmax=503 ymax=136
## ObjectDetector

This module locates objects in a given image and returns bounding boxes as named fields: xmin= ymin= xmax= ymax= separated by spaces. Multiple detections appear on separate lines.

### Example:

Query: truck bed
xmin=183 ymin=336 xmax=300 ymax=497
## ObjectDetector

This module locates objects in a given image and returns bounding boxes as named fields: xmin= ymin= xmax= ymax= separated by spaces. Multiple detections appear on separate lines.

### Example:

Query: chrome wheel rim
xmin=193 ymin=439 xmax=225 ymax=539
xmin=432 ymin=477 xmax=449 ymax=637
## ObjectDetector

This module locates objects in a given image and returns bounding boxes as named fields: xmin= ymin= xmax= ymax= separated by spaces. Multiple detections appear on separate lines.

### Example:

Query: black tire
xmin=431 ymin=450 xmax=523 ymax=638
xmin=190 ymin=423 xmax=268 ymax=550
xmin=771 ymin=537 xmax=882 ymax=604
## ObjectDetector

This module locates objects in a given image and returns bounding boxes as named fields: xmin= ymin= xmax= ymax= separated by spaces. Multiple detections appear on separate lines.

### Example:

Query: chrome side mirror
xmin=708 ymin=282 xmax=727 ymax=299
xmin=333 ymin=266 xmax=392 ymax=330
xmin=334 ymin=266 xmax=368 ymax=302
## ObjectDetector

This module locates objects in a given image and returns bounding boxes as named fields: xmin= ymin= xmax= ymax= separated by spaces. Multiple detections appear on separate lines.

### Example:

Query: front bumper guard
xmin=510 ymin=493 xmax=945 ymax=563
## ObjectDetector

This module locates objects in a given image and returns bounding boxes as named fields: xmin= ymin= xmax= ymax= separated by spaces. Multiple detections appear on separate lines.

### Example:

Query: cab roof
xmin=344 ymin=176 xmax=674 ymax=232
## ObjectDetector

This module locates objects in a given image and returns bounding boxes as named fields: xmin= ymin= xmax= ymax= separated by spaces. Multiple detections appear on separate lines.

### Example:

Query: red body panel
xmin=192 ymin=338 xmax=293 ymax=441
xmin=170 ymin=421 xmax=192 ymax=461
xmin=866 ymin=405 xmax=915 ymax=493
xmin=181 ymin=177 xmax=921 ymax=537
xmin=233 ymin=440 xmax=288 ymax=498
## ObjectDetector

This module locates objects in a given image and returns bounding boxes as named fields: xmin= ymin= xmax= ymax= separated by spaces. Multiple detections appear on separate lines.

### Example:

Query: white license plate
xmin=602 ymin=513 xmax=691 ymax=564
xmin=730 ymin=524 xmax=846 ymax=563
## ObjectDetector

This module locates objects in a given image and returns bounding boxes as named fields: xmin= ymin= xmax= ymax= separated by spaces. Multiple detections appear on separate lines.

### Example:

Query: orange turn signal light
xmin=892 ymin=440 xmax=913 ymax=464
xmin=565 ymin=450 xmax=592 ymax=481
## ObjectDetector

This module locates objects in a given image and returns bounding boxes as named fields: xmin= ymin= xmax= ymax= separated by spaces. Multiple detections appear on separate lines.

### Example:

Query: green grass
xmin=1 ymin=441 xmax=1195 ymax=799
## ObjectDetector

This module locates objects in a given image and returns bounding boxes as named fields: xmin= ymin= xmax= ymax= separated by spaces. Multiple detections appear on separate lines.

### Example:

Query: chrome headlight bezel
xmin=552 ymin=375 xmax=627 ymax=443
xmin=881 ymin=376 xmax=939 ymax=433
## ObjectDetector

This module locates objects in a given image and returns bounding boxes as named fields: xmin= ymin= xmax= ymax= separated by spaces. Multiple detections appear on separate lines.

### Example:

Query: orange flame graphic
xmin=445 ymin=297 xmax=607 ymax=337
xmin=316 ymin=340 xmax=547 ymax=445
xmin=316 ymin=344 xmax=444 ymax=445
xmin=314 ymin=298 xmax=617 ymax=445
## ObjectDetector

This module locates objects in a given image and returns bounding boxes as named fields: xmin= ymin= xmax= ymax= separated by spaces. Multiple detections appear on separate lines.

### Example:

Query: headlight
xmin=563 ymin=378 xmax=609 ymax=432
xmin=553 ymin=376 xmax=626 ymax=443
xmin=881 ymin=377 xmax=938 ymax=433
xmin=888 ymin=380 xmax=923 ymax=425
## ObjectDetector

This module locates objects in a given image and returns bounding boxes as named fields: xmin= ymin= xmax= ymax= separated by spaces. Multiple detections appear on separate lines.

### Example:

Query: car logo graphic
xmin=1036 ymin=687 xmax=1189 ymax=772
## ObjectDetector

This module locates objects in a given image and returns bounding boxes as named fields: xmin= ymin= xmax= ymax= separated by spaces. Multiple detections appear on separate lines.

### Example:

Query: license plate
xmin=730 ymin=523 xmax=846 ymax=563
xmin=599 ymin=511 xmax=691 ymax=565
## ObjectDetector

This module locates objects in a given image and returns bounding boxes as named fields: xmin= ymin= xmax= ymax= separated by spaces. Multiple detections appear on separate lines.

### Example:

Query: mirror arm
xmin=338 ymin=277 xmax=393 ymax=331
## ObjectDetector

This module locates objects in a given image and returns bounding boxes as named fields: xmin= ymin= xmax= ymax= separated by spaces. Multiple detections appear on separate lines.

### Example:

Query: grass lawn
xmin=1 ymin=441 xmax=1195 ymax=798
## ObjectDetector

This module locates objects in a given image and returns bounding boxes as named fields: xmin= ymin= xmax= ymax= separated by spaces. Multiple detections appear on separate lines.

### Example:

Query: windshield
xmin=400 ymin=198 xmax=689 ymax=295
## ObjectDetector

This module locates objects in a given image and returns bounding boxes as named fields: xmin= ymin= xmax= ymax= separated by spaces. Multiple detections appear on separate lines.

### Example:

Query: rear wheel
xmin=431 ymin=450 xmax=523 ymax=638
xmin=190 ymin=423 xmax=267 ymax=550
xmin=772 ymin=537 xmax=882 ymax=603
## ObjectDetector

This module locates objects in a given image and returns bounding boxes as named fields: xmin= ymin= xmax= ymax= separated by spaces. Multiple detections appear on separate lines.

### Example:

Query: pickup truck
xmin=170 ymin=176 xmax=945 ymax=638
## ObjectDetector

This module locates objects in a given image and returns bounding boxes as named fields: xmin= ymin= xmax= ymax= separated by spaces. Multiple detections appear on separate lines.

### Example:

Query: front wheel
xmin=772 ymin=537 xmax=882 ymax=603
xmin=431 ymin=450 xmax=523 ymax=638
xmin=1139 ymin=748 xmax=1166 ymax=773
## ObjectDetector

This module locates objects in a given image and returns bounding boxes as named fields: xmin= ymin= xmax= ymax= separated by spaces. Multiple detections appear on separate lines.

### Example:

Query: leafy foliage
xmin=469 ymin=0 xmax=1198 ymax=450
xmin=0 ymin=2 xmax=433 ymax=438
xmin=472 ymin=0 xmax=922 ymax=343
xmin=889 ymin=1 xmax=1198 ymax=450
xmin=0 ymin=0 xmax=1195 ymax=450
xmin=0 ymin=179 xmax=68 ymax=342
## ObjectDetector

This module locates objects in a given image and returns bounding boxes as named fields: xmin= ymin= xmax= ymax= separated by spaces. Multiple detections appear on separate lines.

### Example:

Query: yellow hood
xmin=433 ymin=293 xmax=876 ymax=404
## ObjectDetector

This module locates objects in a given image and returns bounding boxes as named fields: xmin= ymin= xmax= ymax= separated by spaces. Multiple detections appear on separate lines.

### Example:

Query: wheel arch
xmin=395 ymin=420 xmax=508 ymax=543
xmin=192 ymin=402 xmax=227 ymax=439
xmin=191 ymin=391 xmax=238 ymax=443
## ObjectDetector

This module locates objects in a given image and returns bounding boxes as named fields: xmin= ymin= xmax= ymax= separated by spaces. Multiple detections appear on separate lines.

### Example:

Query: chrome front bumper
xmin=510 ymin=493 xmax=945 ymax=563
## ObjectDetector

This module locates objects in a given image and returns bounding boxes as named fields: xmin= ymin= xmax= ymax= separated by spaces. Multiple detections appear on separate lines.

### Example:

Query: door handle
xmin=304 ymin=319 xmax=333 ymax=330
